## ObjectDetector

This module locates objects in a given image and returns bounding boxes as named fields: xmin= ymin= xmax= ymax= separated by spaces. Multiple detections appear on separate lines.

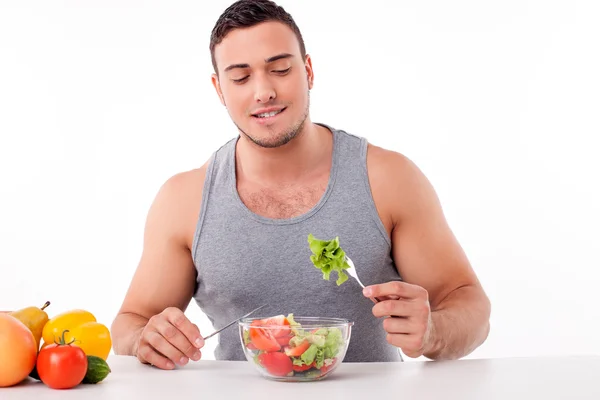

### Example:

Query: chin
xmin=240 ymin=122 xmax=306 ymax=149
xmin=246 ymin=130 xmax=298 ymax=148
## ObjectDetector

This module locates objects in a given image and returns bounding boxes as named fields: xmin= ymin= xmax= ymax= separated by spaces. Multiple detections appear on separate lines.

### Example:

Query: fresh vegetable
xmin=244 ymin=314 xmax=344 ymax=378
xmin=82 ymin=355 xmax=111 ymax=384
xmin=284 ymin=339 xmax=310 ymax=357
xmin=249 ymin=320 xmax=282 ymax=352
xmin=69 ymin=321 xmax=112 ymax=360
xmin=259 ymin=314 xmax=291 ymax=337
xmin=42 ymin=309 xmax=96 ymax=344
xmin=307 ymin=234 xmax=351 ymax=286
xmin=32 ymin=353 xmax=112 ymax=385
xmin=42 ymin=309 xmax=112 ymax=360
xmin=37 ymin=330 xmax=88 ymax=389
xmin=257 ymin=352 xmax=293 ymax=376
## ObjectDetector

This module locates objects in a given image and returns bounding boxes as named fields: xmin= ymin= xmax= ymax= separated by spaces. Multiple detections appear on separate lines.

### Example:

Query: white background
xmin=1 ymin=0 xmax=599 ymax=362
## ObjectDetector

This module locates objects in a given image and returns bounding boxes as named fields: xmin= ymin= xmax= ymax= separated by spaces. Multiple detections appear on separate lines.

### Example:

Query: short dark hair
xmin=209 ymin=0 xmax=306 ymax=73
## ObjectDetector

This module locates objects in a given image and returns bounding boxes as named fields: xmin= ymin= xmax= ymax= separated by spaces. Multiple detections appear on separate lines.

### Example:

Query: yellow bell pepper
xmin=42 ymin=309 xmax=112 ymax=360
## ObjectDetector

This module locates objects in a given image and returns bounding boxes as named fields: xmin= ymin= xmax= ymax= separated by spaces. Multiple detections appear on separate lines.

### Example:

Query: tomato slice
xmin=319 ymin=358 xmax=338 ymax=375
xmin=276 ymin=334 xmax=292 ymax=346
xmin=292 ymin=361 xmax=316 ymax=372
xmin=258 ymin=315 xmax=291 ymax=338
xmin=258 ymin=352 xmax=293 ymax=377
xmin=249 ymin=322 xmax=280 ymax=352
xmin=246 ymin=342 xmax=258 ymax=350
xmin=284 ymin=339 xmax=311 ymax=357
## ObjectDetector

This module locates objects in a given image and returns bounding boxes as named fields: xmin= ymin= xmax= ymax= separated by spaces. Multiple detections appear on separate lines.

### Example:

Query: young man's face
xmin=212 ymin=21 xmax=314 ymax=148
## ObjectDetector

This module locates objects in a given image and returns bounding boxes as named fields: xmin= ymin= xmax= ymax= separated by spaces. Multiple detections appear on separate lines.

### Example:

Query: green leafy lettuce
xmin=243 ymin=328 xmax=251 ymax=346
xmin=286 ymin=313 xmax=303 ymax=336
xmin=307 ymin=234 xmax=351 ymax=286
xmin=286 ymin=313 xmax=345 ymax=369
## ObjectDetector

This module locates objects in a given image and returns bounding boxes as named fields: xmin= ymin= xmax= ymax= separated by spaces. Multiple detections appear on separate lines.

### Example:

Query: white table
xmin=3 ymin=354 xmax=600 ymax=399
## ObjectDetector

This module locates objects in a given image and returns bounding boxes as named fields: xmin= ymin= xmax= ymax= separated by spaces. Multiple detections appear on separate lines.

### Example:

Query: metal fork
xmin=345 ymin=256 xmax=381 ymax=303
xmin=202 ymin=304 xmax=268 ymax=340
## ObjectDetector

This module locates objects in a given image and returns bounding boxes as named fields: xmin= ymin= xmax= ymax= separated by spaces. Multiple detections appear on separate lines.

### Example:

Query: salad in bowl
xmin=239 ymin=314 xmax=353 ymax=381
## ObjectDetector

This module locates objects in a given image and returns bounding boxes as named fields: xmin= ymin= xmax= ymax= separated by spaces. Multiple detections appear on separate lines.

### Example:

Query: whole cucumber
xmin=82 ymin=355 xmax=111 ymax=384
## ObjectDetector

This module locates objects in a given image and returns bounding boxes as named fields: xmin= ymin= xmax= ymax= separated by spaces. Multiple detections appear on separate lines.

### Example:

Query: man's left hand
xmin=363 ymin=281 xmax=433 ymax=358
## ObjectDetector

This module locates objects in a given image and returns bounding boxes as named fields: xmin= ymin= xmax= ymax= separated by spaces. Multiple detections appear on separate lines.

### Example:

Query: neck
xmin=235 ymin=122 xmax=332 ymax=186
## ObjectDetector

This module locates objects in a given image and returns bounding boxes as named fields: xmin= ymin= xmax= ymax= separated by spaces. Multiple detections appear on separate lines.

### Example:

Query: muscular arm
xmin=111 ymin=167 xmax=206 ymax=357
xmin=368 ymin=146 xmax=491 ymax=360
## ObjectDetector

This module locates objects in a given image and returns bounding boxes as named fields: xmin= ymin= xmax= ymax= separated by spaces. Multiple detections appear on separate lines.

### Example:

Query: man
xmin=111 ymin=0 xmax=491 ymax=370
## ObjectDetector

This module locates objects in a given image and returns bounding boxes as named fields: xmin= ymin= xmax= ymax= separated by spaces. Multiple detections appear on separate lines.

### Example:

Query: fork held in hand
xmin=345 ymin=256 xmax=381 ymax=303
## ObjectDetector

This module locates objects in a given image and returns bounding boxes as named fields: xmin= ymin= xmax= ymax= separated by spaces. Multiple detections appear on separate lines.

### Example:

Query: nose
xmin=253 ymin=77 xmax=276 ymax=103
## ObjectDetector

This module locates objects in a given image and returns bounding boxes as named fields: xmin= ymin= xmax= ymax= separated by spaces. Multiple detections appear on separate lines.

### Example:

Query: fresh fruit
xmin=42 ymin=309 xmax=112 ymax=360
xmin=276 ymin=334 xmax=292 ymax=346
xmin=319 ymin=358 xmax=337 ymax=375
xmin=82 ymin=355 xmax=111 ymax=384
xmin=0 ymin=314 xmax=38 ymax=387
xmin=248 ymin=315 xmax=295 ymax=352
xmin=42 ymin=309 xmax=95 ymax=345
xmin=284 ymin=339 xmax=311 ymax=357
xmin=258 ymin=315 xmax=291 ymax=337
xmin=10 ymin=301 xmax=51 ymax=350
xmin=68 ymin=321 xmax=112 ymax=360
xmin=292 ymin=361 xmax=316 ymax=372
xmin=37 ymin=330 xmax=88 ymax=390
xmin=249 ymin=321 xmax=281 ymax=352
xmin=258 ymin=352 xmax=293 ymax=376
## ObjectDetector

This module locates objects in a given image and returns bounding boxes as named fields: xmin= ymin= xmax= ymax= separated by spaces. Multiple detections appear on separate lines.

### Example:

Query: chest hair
xmin=238 ymin=180 xmax=328 ymax=219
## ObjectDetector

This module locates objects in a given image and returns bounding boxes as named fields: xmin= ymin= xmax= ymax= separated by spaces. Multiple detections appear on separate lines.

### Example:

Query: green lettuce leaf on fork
xmin=307 ymin=233 xmax=351 ymax=286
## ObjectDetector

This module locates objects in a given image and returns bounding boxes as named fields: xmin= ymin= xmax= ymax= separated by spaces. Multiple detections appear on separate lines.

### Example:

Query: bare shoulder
xmin=366 ymin=143 xmax=438 ymax=232
xmin=157 ymin=164 xmax=208 ymax=204
xmin=367 ymin=142 xmax=485 ymax=308
xmin=147 ymin=161 xmax=211 ymax=251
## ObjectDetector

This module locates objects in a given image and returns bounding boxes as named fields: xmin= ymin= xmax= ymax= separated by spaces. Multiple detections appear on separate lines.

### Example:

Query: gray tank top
xmin=191 ymin=123 xmax=403 ymax=363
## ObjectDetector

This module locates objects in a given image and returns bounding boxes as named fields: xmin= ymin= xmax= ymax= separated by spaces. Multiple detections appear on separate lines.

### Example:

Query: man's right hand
xmin=134 ymin=307 xmax=205 ymax=370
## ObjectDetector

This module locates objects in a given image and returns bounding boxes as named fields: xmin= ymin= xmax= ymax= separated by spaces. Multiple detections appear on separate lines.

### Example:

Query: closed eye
xmin=273 ymin=67 xmax=291 ymax=74
xmin=232 ymin=76 xmax=249 ymax=83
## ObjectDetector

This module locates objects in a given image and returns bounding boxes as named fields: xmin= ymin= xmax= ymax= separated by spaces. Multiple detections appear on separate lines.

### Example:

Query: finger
xmin=165 ymin=308 xmax=205 ymax=349
xmin=146 ymin=330 xmax=190 ymax=366
xmin=137 ymin=341 xmax=176 ymax=370
xmin=372 ymin=299 xmax=418 ymax=318
xmin=153 ymin=318 xmax=201 ymax=362
xmin=386 ymin=333 xmax=425 ymax=357
xmin=363 ymin=281 xmax=427 ymax=300
xmin=373 ymin=294 xmax=400 ymax=302
xmin=382 ymin=315 xmax=417 ymax=334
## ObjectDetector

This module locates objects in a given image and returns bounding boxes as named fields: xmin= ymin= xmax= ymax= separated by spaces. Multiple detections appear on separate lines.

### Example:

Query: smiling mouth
xmin=252 ymin=107 xmax=287 ymax=118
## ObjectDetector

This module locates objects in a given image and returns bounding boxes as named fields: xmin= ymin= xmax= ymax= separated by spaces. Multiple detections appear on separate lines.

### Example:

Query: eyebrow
xmin=224 ymin=53 xmax=294 ymax=72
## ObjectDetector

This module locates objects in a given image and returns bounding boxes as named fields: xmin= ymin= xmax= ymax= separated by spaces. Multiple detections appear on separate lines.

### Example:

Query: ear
xmin=211 ymin=73 xmax=226 ymax=106
xmin=304 ymin=54 xmax=314 ymax=90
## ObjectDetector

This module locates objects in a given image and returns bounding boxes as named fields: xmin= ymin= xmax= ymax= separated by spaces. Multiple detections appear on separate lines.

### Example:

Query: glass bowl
xmin=239 ymin=314 xmax=353 ymax=382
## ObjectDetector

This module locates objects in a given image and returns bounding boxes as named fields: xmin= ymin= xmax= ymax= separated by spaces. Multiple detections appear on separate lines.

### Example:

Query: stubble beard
xmin=234 ymin=91 xmax=310 ymax=149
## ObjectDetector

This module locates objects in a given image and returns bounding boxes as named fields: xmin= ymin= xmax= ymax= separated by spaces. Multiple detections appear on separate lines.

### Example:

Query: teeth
xmin=255 ymin=110 xmax=282 ymax=118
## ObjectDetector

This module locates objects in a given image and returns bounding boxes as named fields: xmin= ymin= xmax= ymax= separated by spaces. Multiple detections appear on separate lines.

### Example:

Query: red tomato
xmin=276 ymin=334 xmax=292 ymax=346
xmin=319 ymin=358 xmax=338 ymax=375
xmin=249 ymin=321 xmax=280 ymax=352
xmin=37 ymin=332 xmax=88 ymax=390
xmin=246 ymin=342 xmax=258 ymax=350
xmin=258 ymin=352 xmax=293 ymax=377
xmin=292 ymin=361 xmax=315 ymax=372
xmin=284 ymin=339 xmax=311 ymax=357
xmin=260 ymin=315 xmax=290 ymax=338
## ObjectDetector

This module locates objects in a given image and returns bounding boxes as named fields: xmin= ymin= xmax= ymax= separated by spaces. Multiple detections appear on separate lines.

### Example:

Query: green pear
xmin=10 ymin=301 xmax=51 ymax=350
